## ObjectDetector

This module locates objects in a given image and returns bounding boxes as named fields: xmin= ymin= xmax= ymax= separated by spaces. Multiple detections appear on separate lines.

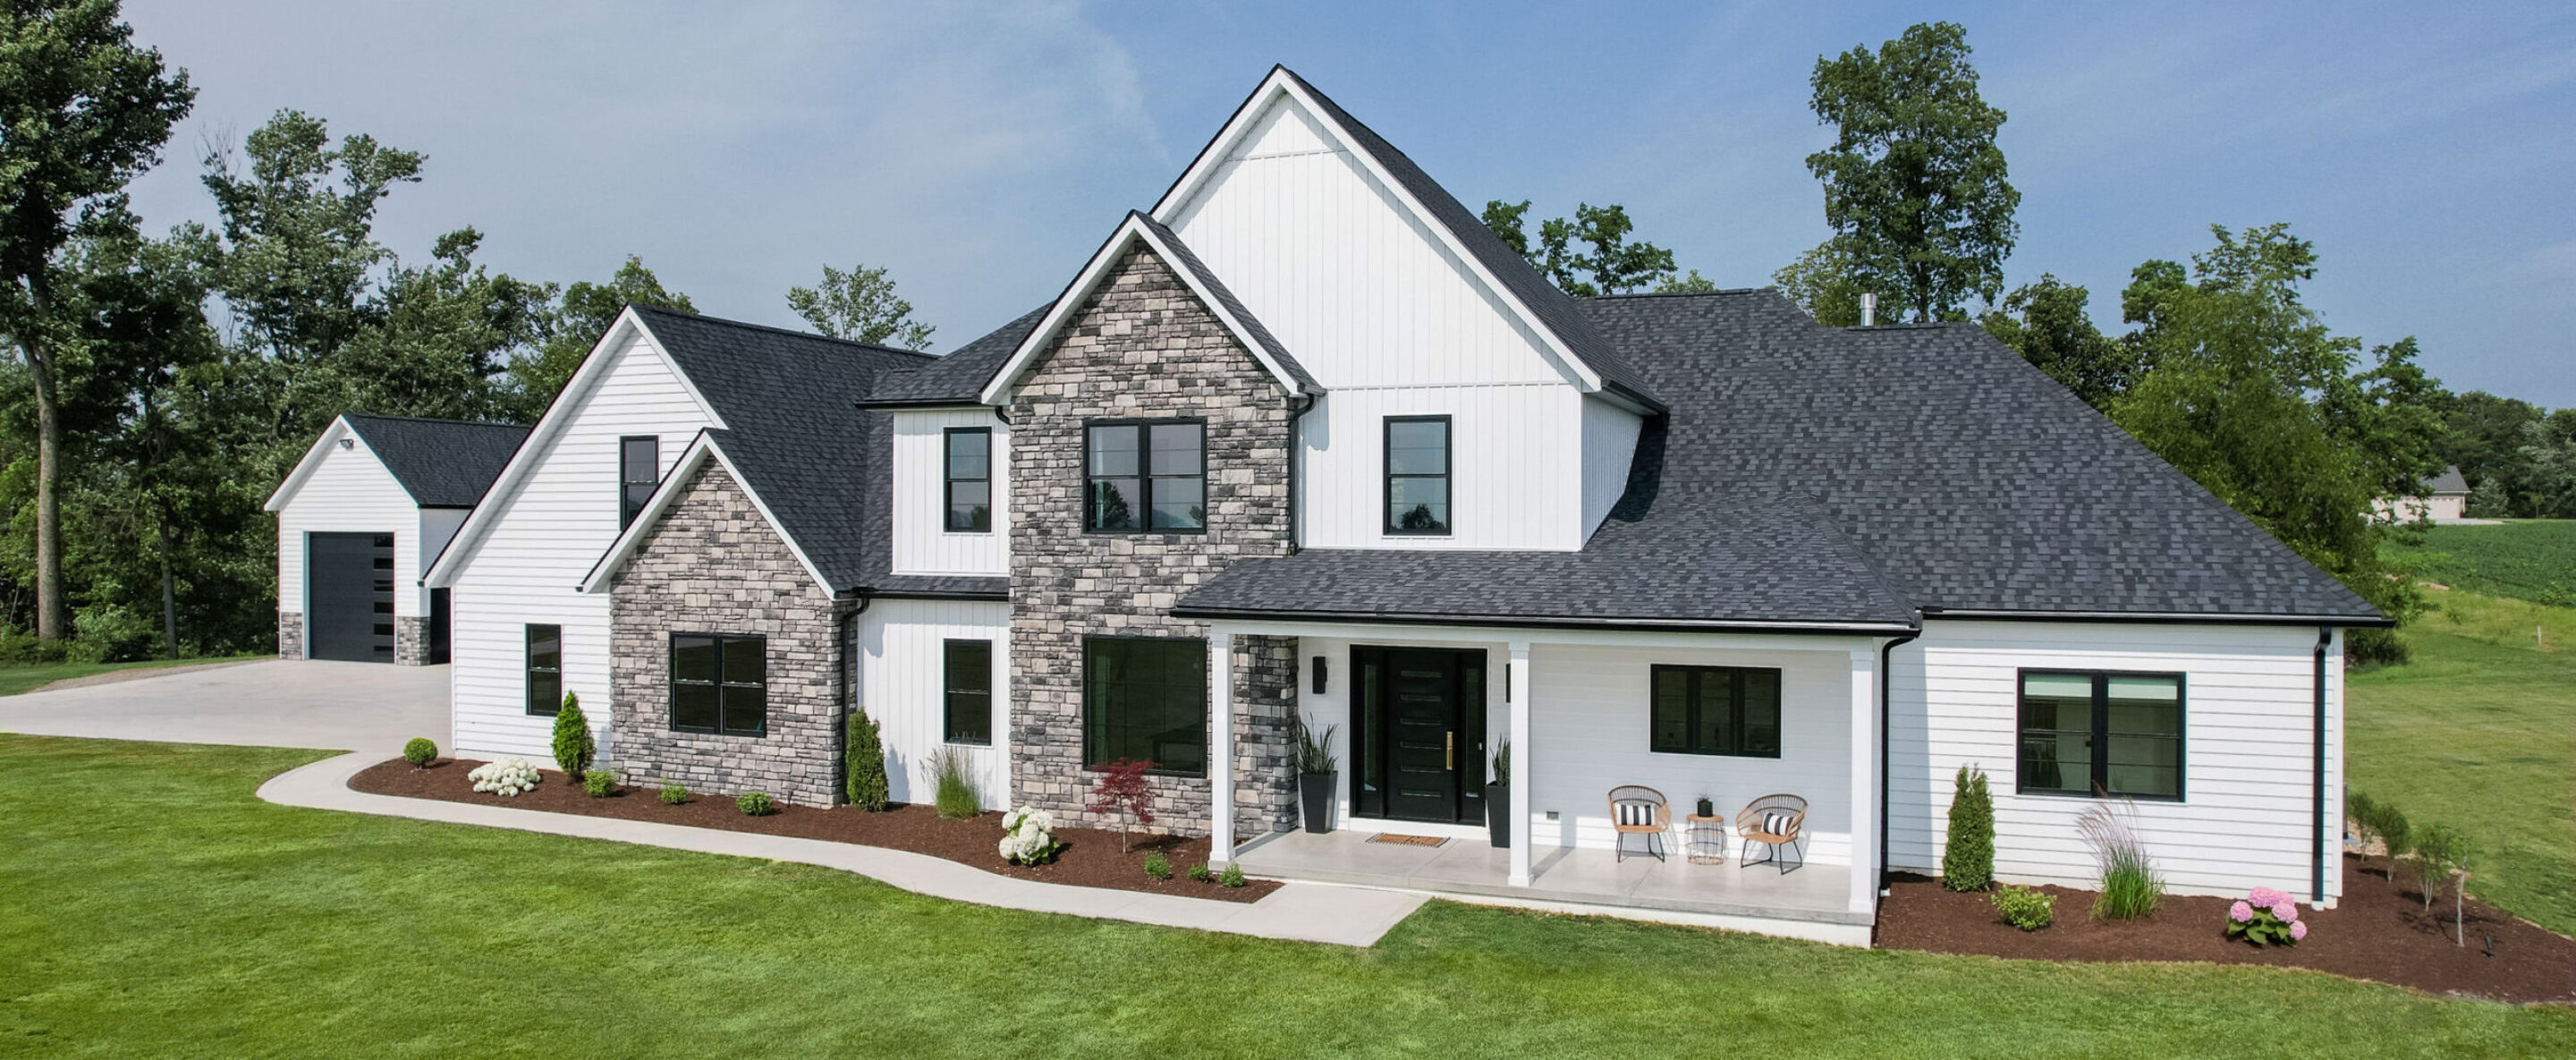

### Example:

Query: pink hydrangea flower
xmin=2229 ymin=900 xmax=2254 ymax=923
xmin=2248 ymin=886 xmax=2288 ymax=909
xmin=2272 ymin=900 xmax=2299 ymax=921
xmin=2289 ymin=920 xmax=2309 ymax=942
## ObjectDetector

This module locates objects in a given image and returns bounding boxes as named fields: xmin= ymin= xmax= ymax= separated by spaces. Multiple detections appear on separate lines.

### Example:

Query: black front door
xmin=308 ymin=531 xmax=394 ymax=663
xmin=1352 ymin=647 xmax=1486 ymax=824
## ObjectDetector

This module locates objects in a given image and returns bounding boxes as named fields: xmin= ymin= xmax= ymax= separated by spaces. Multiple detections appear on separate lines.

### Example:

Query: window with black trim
xmin=1082 ymin=637 xmax=1207 ymax=775
xmin=525 ymin=623 xmax=562 ymax=716
xmin=1385 ymin=416 xmax=1450 ymax=534
xmin=1649 ymin=665 xmax=1781 ymax=757
xmin=944 ymin=428 xmax=991 ymax=532
xmin=1085 ymin=420 xmax=1204 ymax=532
xmin=944 ymin=640 xmax=994 ymax=744
xmin=671 ymin=633 xmax=767 ymax=737
xmin=619 ymin=436 xmax=659 ymax=529
xmin=2018 ymin=670 xmax=2183 ymax=800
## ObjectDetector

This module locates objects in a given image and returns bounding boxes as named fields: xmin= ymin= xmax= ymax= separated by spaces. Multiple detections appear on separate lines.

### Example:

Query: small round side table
xmin=1684 ymin=814 xmax=1727 ymax=865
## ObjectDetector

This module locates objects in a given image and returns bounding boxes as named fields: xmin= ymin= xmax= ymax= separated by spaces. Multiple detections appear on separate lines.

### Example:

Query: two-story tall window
xmin=2018 ymin=671 xmax=2184 ymax=800
xmin=1082 ymin=637 xmax=1207 ymax=775
xmin=619 ymin=436 xmax=659 ymax=529
xmin=524 ymin=623 xmax=562 ymax=716
xmin=944 ymin=640 xmax=994 ymax=744
xmin=1385 ymin=416 xmax=1450 ymax=535
xmin=945 ymin=428 xmax=992 ymax=532
xmin=671 ymin=633 xmax=767 ymax=737
xmin=1649 ymin=665 xmax=1781 ymax=758
xmin=1085 ymin=420 xmax=1204 ymax=532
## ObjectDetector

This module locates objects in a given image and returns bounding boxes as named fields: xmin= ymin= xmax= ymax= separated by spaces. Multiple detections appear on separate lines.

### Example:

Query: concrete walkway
xmin=0 ymin=659 xmax=445 ymax=754
xmin=258 ymin=751 xmax=1428 ymax=948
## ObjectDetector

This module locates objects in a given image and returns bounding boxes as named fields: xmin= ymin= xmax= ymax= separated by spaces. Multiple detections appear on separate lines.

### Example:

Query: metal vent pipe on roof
xmin=1860 ymin=293 xmax=1877 ymax=326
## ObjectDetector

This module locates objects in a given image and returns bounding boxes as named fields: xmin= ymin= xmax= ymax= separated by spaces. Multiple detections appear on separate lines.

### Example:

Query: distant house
xmin=2376 ymin=465 xmax=2472 ymax=523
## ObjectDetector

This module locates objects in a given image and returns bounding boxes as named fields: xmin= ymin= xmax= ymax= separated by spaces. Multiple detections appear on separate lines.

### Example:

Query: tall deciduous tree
xmin=1979 ymin=275 xmax=2142 ymax=411
xmin=786 ymin=263 xmax=934 ymax=348
xmin=332 ymin=227 xmax=553 ymax=423
xmin=505 ymin=255 xmax=694 ymax=417
xmin=1480 ymin=200 xmax=1684 ymax=296
xmin=1792 ymin=21 xmax=2018 ymax=324
xmin=0 ymin=0 xmax=194 ymax=641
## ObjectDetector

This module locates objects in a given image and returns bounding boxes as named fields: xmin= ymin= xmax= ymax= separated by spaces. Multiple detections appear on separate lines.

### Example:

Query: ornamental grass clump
xmin=402 ymin=737 xmax=437 ymax=769
xmin=737 ymin=791 xmax=776 ymax=817
xmin=468 ymin=757 xmax=540 ymax=797
xmin=550 ymin=694 xmax=595 ymax=777
xmin=582 ymin=769 xmax=616 ymax=798
xmin=1990 ymin=885 xmax=2055 ymax=931
xmin=997 ymin=806 xmax=1063 ymax=866
xmin=931 ymin=746 xmax=980 ymax=820
xmin=2077 ymin=801 xmax=2164 ymax=921
xmin=1943 ymin=764 xmax=1995 ymax=892
xmin=2224 ymin=886 xmax=2308 ymax=946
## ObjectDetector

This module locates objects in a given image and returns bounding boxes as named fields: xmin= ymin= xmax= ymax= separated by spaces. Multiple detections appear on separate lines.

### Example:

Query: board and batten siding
xmin=1299 ymin=385 xmax=1614 ymax=551
xmin=860 ymin=599 xmax=1012 ymax=810
xmin=1578 ymin=397 xmax=1642 ymax=539
xmin=1885 ymin=621 xmax=2343 ymax=904
xmin=444 ymin=332 xmax=715 ymax=763
xmin=889 ymin=411 xmax=1009 ymax=575
xmin=274 ymin=426 xmax=427 ymax=637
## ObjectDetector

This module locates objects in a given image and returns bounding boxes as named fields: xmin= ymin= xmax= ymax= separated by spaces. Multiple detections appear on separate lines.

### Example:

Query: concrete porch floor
xmin=1233 ymin=827 xmax=1871 ymax=941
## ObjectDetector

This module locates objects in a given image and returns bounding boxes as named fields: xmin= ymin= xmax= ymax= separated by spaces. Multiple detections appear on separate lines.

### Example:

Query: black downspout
xmin=1877 ymin=627 xmax=1922 ymax=902
xmin=2313 ymin=626 xmax=2331 ymax=903
xmin=1285 ymin=394 xmax=1318 ymax=555
xmin=835 ymin=592 xmax=870 ymax=805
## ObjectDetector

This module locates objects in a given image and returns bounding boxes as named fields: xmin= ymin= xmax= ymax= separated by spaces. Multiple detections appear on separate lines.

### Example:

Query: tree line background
xmin=3 ymin=8 xmax=2559 ymax=666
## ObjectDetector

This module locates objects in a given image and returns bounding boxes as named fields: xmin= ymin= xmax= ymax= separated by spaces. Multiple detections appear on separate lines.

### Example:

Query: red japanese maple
xmin=1088 ymin=758 xmax=1157 ymax=852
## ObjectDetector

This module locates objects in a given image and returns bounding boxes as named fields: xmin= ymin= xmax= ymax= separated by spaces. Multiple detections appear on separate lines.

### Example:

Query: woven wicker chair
xmin=1735 ymin=793 xmax=1808 ymax=874
xmin=1607 ymin=785 xmax=1671 ymax=862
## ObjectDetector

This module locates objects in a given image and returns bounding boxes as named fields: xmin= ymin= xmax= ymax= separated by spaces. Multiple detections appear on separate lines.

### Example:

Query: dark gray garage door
xmin=309 ymin=532 xmax=394 ymax=663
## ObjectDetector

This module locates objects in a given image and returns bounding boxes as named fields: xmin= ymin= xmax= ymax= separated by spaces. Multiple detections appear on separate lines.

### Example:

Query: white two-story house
xmin=419 ymin=67 xmax=2381 ymax=945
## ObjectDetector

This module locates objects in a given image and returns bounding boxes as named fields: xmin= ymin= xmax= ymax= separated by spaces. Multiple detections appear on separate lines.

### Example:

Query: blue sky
xmin=122 ymin=2 xmax=2576 ymax=405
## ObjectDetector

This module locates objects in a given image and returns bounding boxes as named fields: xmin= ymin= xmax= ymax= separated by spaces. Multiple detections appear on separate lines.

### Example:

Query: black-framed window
xmin=1082 ymin=636 xmax=1207 ymax=776
xmin=1385 ymin=416 xmax=1450 ymax=535
xmin=619 ymin=436 xmax=659 ymax=529
xmin=1649 ymin=665 xmax=1781 ymax=758
xmin=2018 ymin=670 xmax=2184 ymax=801
xmin=944 ymin=428 xmax=991 ymax=532
xmin=1085 ymin=420 xmax=1204 ymax=532
xmin=944 ymin=640 xmax=994 ymax=745
xmin=671 ymin=633 xmax=767 ymax=737
xmin=525 ymin=623 xmax=562 ymax=716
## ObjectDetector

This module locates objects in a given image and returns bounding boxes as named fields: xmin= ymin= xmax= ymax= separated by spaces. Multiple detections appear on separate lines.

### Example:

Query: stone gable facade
xmin=1005 ymin=245 xmax=1299 ymax=839
xmin=607 ymin=461 xmax=848 ymax=807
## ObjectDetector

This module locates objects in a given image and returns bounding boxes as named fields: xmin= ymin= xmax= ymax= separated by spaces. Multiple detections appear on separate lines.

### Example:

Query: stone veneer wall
xmin=1006 ymin=244 xmax=1299 ymax=839
xmin=608 ymin=461 xmax=848 ymax=807
xmin=394 ymin=616 xmax=431 ymax=666
xmin=276 ymin=612 xmax=303 ymax=660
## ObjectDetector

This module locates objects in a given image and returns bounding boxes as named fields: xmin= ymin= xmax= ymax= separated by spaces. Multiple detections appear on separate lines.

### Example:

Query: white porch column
xmin=1848 ymin=645 xmax=1880 ymax=916
xmin=1209 ymin=630 xmax=1235 ymax=866
xmin=1507 ymin=640 xmax=1533 ymax=887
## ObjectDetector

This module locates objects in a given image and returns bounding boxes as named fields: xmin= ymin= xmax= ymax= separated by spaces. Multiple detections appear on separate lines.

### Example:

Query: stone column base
xmin=277 ymin=612 xmax=304 ymax=660
xmin=394 ymin=616 xmax=432 ymax=666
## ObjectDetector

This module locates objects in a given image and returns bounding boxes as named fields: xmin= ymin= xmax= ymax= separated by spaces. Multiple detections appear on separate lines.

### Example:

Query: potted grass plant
xmin=1294 ymin=715 xmax=1338 ymax=834
xmin=1486 ymin=740 xmax=1512 ymax=849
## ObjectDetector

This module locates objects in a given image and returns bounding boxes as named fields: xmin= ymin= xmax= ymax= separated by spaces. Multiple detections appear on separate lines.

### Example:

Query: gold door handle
xmin=1446 ymin=733 xmax=1455 ymax=770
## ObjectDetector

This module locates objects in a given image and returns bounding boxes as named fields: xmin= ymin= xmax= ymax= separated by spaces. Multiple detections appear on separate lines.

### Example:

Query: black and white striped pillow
xmin=1615 ymin=802 xmax=1657 ymax=827
xmin=1760 ymin=810 xmax=1795 ymax=835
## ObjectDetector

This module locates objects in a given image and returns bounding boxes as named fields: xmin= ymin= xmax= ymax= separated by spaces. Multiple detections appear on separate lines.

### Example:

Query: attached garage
xmin=267 ymin=414 xmax=529 ymax=665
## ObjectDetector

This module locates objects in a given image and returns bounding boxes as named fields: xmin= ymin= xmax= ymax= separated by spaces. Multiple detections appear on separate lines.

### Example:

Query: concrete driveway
xmin=0 ymin=659 xmax=445 ymax=754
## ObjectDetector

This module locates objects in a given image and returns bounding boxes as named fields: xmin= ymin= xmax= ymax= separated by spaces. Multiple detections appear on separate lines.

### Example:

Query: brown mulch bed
xmin=350 ymin=758 xmax=1281 ymax=903
xmin=1877 ymin=853 xmax=2574 ymax=1005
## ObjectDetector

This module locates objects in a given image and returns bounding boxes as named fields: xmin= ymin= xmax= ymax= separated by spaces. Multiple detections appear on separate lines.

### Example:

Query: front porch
xmin=1234 ymin=828 xmax=1869 ymax=945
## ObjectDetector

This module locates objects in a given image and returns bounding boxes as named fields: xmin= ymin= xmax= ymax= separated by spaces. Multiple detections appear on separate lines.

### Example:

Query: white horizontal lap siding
xmin=890 ymin=411 xmax=1008 ymax=575
xmin=275 ymin=428 xmax=422 ymax=623
xmin=1299 ymin=385 xmax=1586 ymax=550
xmin=1887 ymin=621 xmax=2341 ymax=903
xmin=860 ymin=599 xmax=1012 ymax=810
xmin=1165 ymin=95 xmax=1567 ymax=391
xmin=1579 ymin=397 xmax=1641 ymax=539
xmin=1530 ymin=644 xmax=1857 ymax=864
xmin=446 ymin=334 xmax=715 ymax=764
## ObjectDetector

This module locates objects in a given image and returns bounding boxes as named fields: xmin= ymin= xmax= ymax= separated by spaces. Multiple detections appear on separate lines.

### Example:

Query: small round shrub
xmin=1186 ymin=862 xmax=1213 ymax=882
xmin=1219 ymin=862 xmax=1247 ymax=888
xmin=737 ymin=791 xmax=777 ymax=817
xmin=583 ymin=769 xmax=616 ymax=798
xmin=659 ymin=783 xmax=689 ymax=805
xmin=1990 ymin=884 xmax=2055 ymax=931
xmin=402 ymin=737 xmax=437 ymax=768
xmin=1143 ymin=851 xmax=1173 ymax=880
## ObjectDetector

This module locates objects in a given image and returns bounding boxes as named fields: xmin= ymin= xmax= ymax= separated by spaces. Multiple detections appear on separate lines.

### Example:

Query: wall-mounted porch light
xmin=1310 ymin=656 xmax=1327 ymax=694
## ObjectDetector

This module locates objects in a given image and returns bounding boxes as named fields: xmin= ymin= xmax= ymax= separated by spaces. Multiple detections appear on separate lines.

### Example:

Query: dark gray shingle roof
xmin=2422 ymin=465 xmax=2470 ymax=496
xmin=860 ymin=305 xmax=1047 ymax=406
xmin=341 ymin=414 xmax=530 ymax=508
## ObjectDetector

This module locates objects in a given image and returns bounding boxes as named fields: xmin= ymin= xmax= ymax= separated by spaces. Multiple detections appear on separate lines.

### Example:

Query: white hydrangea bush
xmin=997 ymin=806 xmax=1062 ymax=865
xmin=468 ymin=756 xmax=542 ymax=797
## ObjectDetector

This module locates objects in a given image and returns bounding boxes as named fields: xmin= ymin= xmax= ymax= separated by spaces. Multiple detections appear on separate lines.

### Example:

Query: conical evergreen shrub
xmin=551 ymin=693 xmax=595 ymax=777
xmin=846 ymin=709 xmax=890 ymax=810
xmin=1943 ymin=763 xmax=1995 ymax=891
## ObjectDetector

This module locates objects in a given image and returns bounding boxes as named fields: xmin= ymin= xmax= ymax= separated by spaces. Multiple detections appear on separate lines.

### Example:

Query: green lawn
xmin=2 ymin=736 xmax=2568 ymax=1057
xmin=0 ymin=655 xmax=260 ymax=697
xmin=2348 ymin=589 xmax=2576 ymax=936
xmin=2384 ymin=519 xmax=2576 ymax=607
